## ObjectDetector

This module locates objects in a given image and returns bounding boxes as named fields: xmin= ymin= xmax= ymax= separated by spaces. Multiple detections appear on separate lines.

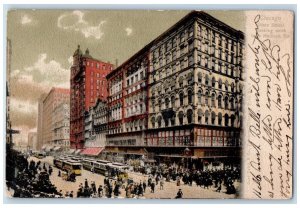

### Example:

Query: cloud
xmin=57 ymin=10 xmax=106 ymax=39
xmin=21 ymin=14 xmax=32 ymax=25
xmin=16 ymin=53 xmax=70 ymax=89
xmin=68 ymin=56 xmax=73 ymax=64
xmin=10 ymin=97 xmax=38 ymax=115
xmin=125 ymin=27 xmax=133 ymax=36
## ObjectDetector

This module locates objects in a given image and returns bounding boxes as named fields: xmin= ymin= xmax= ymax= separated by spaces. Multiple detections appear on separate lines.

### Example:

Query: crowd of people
xmin=6 ymin=150 xmax=240 ymax=199
xmin=130 ymin=163 xmax=240 ymax=196
xmin=6 ymin=152 xmax=62 ymax=198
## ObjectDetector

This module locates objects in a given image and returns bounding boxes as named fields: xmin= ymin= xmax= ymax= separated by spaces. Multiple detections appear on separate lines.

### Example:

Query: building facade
xmin=37 ymin=93 xmax=47 ymax=150
xmin=27 ymin=132 xmax=38 ymax=151
xmin=106 ymin=46 xmax=150 ymax=160
xmin=106 ymin=11 xmax=244 ymax=168
xmin=70 ymin=46 xmax=114 ymax=149
xmin=53 ymin=102 xmax=70 ymax=150
xmin=146 ymin=11 xmax=244 ymax=169
xmin=39 ymin=88 xmax=70 ymax=151
xmin=81 ymin=98 xmax=107 ymax=156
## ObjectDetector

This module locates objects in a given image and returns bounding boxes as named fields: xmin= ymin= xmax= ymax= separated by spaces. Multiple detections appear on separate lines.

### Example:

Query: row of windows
xmin=150 ymin=111 xmax=237 ymax=128
xmin=152 ymin=92 xmax=239 ymax=112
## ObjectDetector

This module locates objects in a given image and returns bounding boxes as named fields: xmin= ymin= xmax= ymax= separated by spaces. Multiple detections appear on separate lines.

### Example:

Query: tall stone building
xmin=27 ymin=132 xmax=38 ymax=151
xmin=106 ymin=11 xmax=244 ymax=168
xmin=53 ymin=102 xmax=70 ymax=150
xmin=146 ymin=11 xmax=244 ymax=169
xmin=38 ymin=87 xmax=70 ymax=151
xmin=70 ymin=46 xmax=114 ymax=149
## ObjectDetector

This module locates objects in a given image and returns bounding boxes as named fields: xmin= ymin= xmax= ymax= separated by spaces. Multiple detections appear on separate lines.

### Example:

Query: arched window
xmin=211 ymin=93 xmax=216 ymax=107
xmin=205 ymin=110 xmax=210 ymax=124
xmin=225 ymin=114 xmax=229 ymax=126
xmin=164 ymin=117 xmax=169 ymax=127
xmin=179 ymin=76 xmax=184 ymax=87
xmin=218 ymin=79 xmax=222 ymax=89
xmin=225 ymin=80 xmax=229 ymax=91
xmin=212 ymin=77 xmax=216 ymax=88
xmin=188 ymin=90 xmax=193 ymax=104
xmin=231 ymin=83 xmax=235 ymax=92
xmin=224 ymin=96 xmax=229 ymax=110
xmin=211 ymin=111 xmax=216 ymax=125
xmin=151 ymin=117 xmax=155 ymax=128
xmin=230 ymin=114 xmax=235 ymax=127
xmin=198 ymin=109 xmax=203 ymax=124
xmin=187 ymin=109 xmax=193 ymax=124
xmin=178 ymin=111 xmax=184 ymax=125
xmin=171 ymin=96 xmax=175 ymax=108
xmin=218 ymin=94 xmax=222 ymax=108
xmin=157 ymin=116 xmax=162 ymax=128
xmin=205 ymin=91 xmax=209 ymax=106
xmin=158 ymin=99 xmax=162 ymax=110
xmin=198 ymin=72 xmax=202 ymax=84
xmin=179 ymin=93 xmax=184 ymax=106
xmin=218 ymin=113 xmax=222 ymax=125
xmin=205 ymin=74 xmax=209 ymax=85
xmin=171 ymin=115 xmax=175 ymax=126
xmin=230 ymin=97 xmax=235 ymax=110
xmin=165 ymin=98 xmax=170 ymax=109
xmin=198 ymin=90 xmax=202 ymax=105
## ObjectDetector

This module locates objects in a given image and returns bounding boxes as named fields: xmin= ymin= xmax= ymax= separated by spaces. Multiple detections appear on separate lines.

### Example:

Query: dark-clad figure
xmin=175 ymin=189 xmax=183 ymax=199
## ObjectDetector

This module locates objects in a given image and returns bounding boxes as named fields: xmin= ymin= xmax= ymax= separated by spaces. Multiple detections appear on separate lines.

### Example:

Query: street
xmin=28 ymin=156 xmax=240 ymax=199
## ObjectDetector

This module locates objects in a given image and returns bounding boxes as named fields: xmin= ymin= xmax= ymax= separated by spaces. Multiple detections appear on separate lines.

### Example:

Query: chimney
xmin=115 ymin=59 xmax=119 ymax=68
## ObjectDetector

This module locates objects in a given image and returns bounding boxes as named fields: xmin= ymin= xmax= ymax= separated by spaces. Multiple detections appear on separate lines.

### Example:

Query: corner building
xmin=146 ymin=11 xmax=244 ymax=169
xmin=70 ymin=46 xmax=114 ymax=149
xmin=107 ymin=11 xmax=244 ymax=168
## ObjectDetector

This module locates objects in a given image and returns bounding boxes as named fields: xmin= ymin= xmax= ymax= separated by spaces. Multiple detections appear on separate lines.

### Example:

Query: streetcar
xmin=93 ymin=160 xmax=112 ymax=176
xmin=53 ymin=157 xmax=64 ymax=169
xmin=107 ymin=162 xmax=129 ymax=180
xmin=62 ymin=160 xmax=82 ymax=176
xmin=81 ymin=158 xmax=95 ymax=171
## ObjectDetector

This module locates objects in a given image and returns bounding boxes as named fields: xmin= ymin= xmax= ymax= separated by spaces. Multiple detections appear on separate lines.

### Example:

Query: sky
xmin=6 ymin=10 xmax=245 ymax=143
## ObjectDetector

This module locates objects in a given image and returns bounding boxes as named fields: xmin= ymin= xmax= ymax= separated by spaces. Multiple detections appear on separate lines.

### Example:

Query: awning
xmin=41 ymin=145 xmax=46 ymax=150
xmin=80 ymin=147 xmax=104 ymax=156
xmin=45 ymin=145 xmax=54 ymax=152
xmin=74 ymin=149 xmax=82 ymax=155
xmin=53 ymin=146 xmax=62 ymax=151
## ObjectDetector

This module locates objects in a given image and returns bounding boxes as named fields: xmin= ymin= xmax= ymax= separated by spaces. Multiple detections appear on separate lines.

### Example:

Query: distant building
xmin=70 ymin=46 xmax=114 ymax=149
xmin=27 ymin=132 xmax=37 ymax=151
xmin=38 ymin=87 xmax=70 ymax=152
xmin=37 ymin=93 xmax=47 ymax=150
xmin=53 ymin=102 xmax=70 ymax=151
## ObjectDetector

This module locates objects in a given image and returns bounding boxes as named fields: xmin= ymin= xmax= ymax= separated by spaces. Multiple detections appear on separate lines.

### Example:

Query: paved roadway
xmin=29 ymin=156 xmax=240 ymax=199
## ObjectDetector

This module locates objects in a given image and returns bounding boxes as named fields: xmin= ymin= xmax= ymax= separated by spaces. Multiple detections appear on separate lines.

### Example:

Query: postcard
xmin=5 ymin=9 xmax=294 ymax=199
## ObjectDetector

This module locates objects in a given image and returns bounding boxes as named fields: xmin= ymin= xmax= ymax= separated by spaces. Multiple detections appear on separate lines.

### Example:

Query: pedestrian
xmin=84 ymin=179 xmax=88 ymax=188
xmin=69 ymin=191 xmax=74 ymax=198
xmin=150 ymin=182 xmax=155 ymax=193
xmin=48 ymin=166 xmax=53 ymax=175
xmin=176 ymin=176 xmax=181 ymax=186
xmin=58 ymin=170 xmax=61 ymax=177
xmin=142 ymin=180 xmax=147 ymax=192
xmin=175 ymin=189 xmax=183 ymax=199
xmin=98 ymin=185 xmax=103 ymax=197
xmin=160 ymin=178 xmax=164 ymax=190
